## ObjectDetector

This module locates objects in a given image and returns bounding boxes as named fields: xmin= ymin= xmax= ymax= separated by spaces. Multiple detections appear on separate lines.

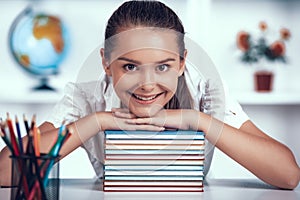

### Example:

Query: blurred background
xmin=0 ymin=0 xmax=299 ymax=179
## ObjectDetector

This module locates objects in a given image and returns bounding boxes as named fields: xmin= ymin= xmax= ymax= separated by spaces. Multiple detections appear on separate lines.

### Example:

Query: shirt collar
xmin=101 ymin=74 xmax=121 ymax=111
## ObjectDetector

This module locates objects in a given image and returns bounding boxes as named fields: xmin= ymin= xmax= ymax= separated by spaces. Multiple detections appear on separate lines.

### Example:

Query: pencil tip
xmin=61 ymin=119 xmax=66 ymax=125
xmin=32 ymin=114 xmax=36 ymax=122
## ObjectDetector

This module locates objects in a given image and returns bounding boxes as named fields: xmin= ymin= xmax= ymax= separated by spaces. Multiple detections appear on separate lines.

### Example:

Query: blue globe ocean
xmin=9 ymin=7 xmax=69 ymax=90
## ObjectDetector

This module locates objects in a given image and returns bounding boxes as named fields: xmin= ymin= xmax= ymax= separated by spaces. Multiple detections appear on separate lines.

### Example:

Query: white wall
xmin=207 ymin=0 xmax=300 ymax=92
xmin=203 ymin=0 xmax=300 ymax=179
xmin=1 ymin=0 xmax=298 ymax=93
xmin=0 ymin=0 xmax=299 ymax=179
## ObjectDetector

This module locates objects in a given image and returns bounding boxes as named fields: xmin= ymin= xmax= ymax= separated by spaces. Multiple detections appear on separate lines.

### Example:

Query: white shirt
xmin=48 ymin=65 xmax=249 ymax=178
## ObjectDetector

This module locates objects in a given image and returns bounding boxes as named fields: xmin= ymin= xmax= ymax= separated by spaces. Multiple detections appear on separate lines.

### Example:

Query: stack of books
xmin=103 ymin=130 xmax=205 ymax=192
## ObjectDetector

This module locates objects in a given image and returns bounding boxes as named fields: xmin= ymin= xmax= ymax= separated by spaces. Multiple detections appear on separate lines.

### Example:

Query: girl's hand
xmin=111 ymin=108 xmax=136 ymax=119
xmin=125 ymin=109 xmax=200 ymax=130
xmin=98 ymin=109 xmax=165 ymax=131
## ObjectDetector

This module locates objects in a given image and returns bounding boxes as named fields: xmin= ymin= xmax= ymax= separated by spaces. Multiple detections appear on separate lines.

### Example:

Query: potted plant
xmin=236 ymin=21 xmax=291 ymax=92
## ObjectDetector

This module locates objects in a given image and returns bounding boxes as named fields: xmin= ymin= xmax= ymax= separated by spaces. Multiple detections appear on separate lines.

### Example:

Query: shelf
xmin=0 ymin=90 xmax=63 ymax=104
xmin=231 ymin=91 xmax=300 ymax=105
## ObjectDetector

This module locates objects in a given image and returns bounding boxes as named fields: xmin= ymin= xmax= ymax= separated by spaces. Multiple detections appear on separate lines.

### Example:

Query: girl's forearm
xmin=199 ymin=112 xmax=300 ymax=189
xmin=42 ymin=112 xmax=110 ymax=159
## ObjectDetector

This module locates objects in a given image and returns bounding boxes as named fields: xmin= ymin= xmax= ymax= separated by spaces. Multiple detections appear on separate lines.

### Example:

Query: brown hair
xmin=104 ymin=0 xmax=193 ymax=109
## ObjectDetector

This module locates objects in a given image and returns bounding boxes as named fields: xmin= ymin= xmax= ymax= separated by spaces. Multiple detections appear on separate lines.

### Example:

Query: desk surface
xmin=1 ymin=179 xmax=299 ymax=200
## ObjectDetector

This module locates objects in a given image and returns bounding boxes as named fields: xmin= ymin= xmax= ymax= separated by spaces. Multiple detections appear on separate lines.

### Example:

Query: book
xmin=105 ymin=170 xmax=204 ymax=176
xmin=105 ymin=149 xmax=205 ymax=155
xmin=105 ymin=154 xmax=205 ymax=160
xmin=104 ymin=180 xmax=203 ymax=186
xmin=103 ymin=130 xmax=205 ymax=192
xmin=103 ymin=186 xmax=203 ymax=192
xmin=105 ymin=130 xmax=205 ymax=140
xmin=104 ymin=165 xmax=204 ymax=171
xmin=106 ymin=139 xmax=205 ymax=145
xmin=104 ymin=175 xmax=204 ymax=181
xmin=105 ymin=144 xmax=205 ymax=150
xmin=105 ymin=130 xmax=205 ymax=136
xmin=104 ymin=159 xmax=204 ymax=166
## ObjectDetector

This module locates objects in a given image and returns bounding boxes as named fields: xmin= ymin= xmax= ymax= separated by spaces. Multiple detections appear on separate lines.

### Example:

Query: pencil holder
xmin=10 ymin=154 xmax=60 ymax=200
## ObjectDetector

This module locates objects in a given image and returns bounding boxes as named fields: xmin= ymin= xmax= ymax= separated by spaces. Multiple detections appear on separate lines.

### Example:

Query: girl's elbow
xmin=282 ymin=166 xmax=300 ymax=190
xmin=279 ymin=147 xmax=300 ymax=189
xmin=288 ymin=170 xmax=300 ymax=189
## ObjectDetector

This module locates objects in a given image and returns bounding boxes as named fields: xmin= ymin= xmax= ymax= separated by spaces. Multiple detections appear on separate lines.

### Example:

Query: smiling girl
xmin=0 ymin=0 xmax=299 ymax=189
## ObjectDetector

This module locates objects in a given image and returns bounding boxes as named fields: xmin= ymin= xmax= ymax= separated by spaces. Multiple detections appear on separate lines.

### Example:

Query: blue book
xmin=104 ymin=130 xmax=205 ymax=140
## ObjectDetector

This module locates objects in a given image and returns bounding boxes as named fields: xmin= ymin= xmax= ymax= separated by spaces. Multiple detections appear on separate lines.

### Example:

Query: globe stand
xmin=33 ymin=77 xmax=56 ymax=91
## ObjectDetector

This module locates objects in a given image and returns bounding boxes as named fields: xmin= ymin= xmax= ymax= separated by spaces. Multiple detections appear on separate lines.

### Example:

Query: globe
xmin=9 ymin=6 xmax=69 ymax=90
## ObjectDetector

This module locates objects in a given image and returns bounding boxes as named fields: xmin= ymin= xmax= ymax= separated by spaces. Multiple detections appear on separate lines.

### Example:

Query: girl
xmin=0 ymin=0 xmax=299 ymax=189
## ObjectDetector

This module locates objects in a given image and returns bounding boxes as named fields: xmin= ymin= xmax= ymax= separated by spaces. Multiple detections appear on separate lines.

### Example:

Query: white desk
xmin=1 ymin=179 xmax=299 ymax=200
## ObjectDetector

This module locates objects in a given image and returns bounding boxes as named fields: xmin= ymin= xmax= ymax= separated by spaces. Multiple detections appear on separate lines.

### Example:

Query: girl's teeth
xmin=134 ymin=94 xmax=157 ymax=101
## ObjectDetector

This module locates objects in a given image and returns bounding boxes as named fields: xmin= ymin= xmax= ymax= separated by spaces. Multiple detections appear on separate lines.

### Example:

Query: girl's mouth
xmin=130 ymin=92 xmax=165 ymax=104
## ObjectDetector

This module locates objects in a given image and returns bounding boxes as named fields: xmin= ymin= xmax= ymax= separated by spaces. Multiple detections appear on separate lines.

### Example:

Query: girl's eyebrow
xmin=117 ymin=57 xmax=176 ymax=65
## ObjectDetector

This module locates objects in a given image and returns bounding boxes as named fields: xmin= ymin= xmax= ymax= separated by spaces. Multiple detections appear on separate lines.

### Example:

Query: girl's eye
xmin=123 ymin=64 xmax=137 ymax=71
xmin=156 ymin=64 xmax=169 ymax=72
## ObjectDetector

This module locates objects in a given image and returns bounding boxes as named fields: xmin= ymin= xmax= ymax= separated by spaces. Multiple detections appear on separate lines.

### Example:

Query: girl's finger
xmin=133 ymin=124 xmax=165 ymax=131
xmin=114 ymin=118 xmax=164 ymax=131
xmin=125 ymin=118 xmax=150 ymax=124
xmin=126 ymin=118 xmax=164 ymax=127
xmin=114 ymin=111 xmax=136 ymax=119
xmin=111 ymin=108 xmax=130 ymax=113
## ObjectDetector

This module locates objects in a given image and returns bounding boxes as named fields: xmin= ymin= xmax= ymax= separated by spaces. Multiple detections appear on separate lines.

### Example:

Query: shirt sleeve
xmin=197 ymin=79 xmax=249 ymax=129
xmin=223 ymin=86 xmax=249 ymax=129
xmin=47 ymin=82 xmax=88 ymax=128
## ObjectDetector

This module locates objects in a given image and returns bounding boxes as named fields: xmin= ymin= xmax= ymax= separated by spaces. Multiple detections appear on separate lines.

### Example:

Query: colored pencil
xmin=0 ymin=114 xmax=69 ymax=198
xmin=0 ymin=129 xmax=14 ymax=153
xmin=23 ymin=114 xmax=30 ymax=136
xmin=6 ymin=113 xmax=20 ymax=156
xmin=15 ymin=116 xmax=24 ymax=154
xmin=33 ymin=125 xmax=40 ymax=157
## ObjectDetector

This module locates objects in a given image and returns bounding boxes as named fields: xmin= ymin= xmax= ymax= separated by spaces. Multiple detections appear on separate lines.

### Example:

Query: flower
xmin=236 ymin=21 xmax=291 ymax=64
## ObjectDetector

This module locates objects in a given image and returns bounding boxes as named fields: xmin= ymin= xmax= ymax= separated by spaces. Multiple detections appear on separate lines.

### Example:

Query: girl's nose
xmin=139 ymin=71 xmax=155 ymax=92
xmin=140 ymin=82 xmax=155 ymax=92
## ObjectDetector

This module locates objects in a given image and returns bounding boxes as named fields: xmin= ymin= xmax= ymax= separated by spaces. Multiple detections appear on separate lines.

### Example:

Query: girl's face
xmin=102 ymin=29 xmax=186 ymax=117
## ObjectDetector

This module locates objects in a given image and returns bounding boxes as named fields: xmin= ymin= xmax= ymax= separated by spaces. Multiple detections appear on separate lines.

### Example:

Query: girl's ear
xmin=100 ymin=48 xmax=112 ymax=76
xmin=178 ymin=49 xmax=187 ymax=76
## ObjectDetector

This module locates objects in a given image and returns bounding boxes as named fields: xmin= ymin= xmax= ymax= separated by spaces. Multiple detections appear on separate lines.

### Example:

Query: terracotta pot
xmin=254 ymin=71 xmax=274 ymax=92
